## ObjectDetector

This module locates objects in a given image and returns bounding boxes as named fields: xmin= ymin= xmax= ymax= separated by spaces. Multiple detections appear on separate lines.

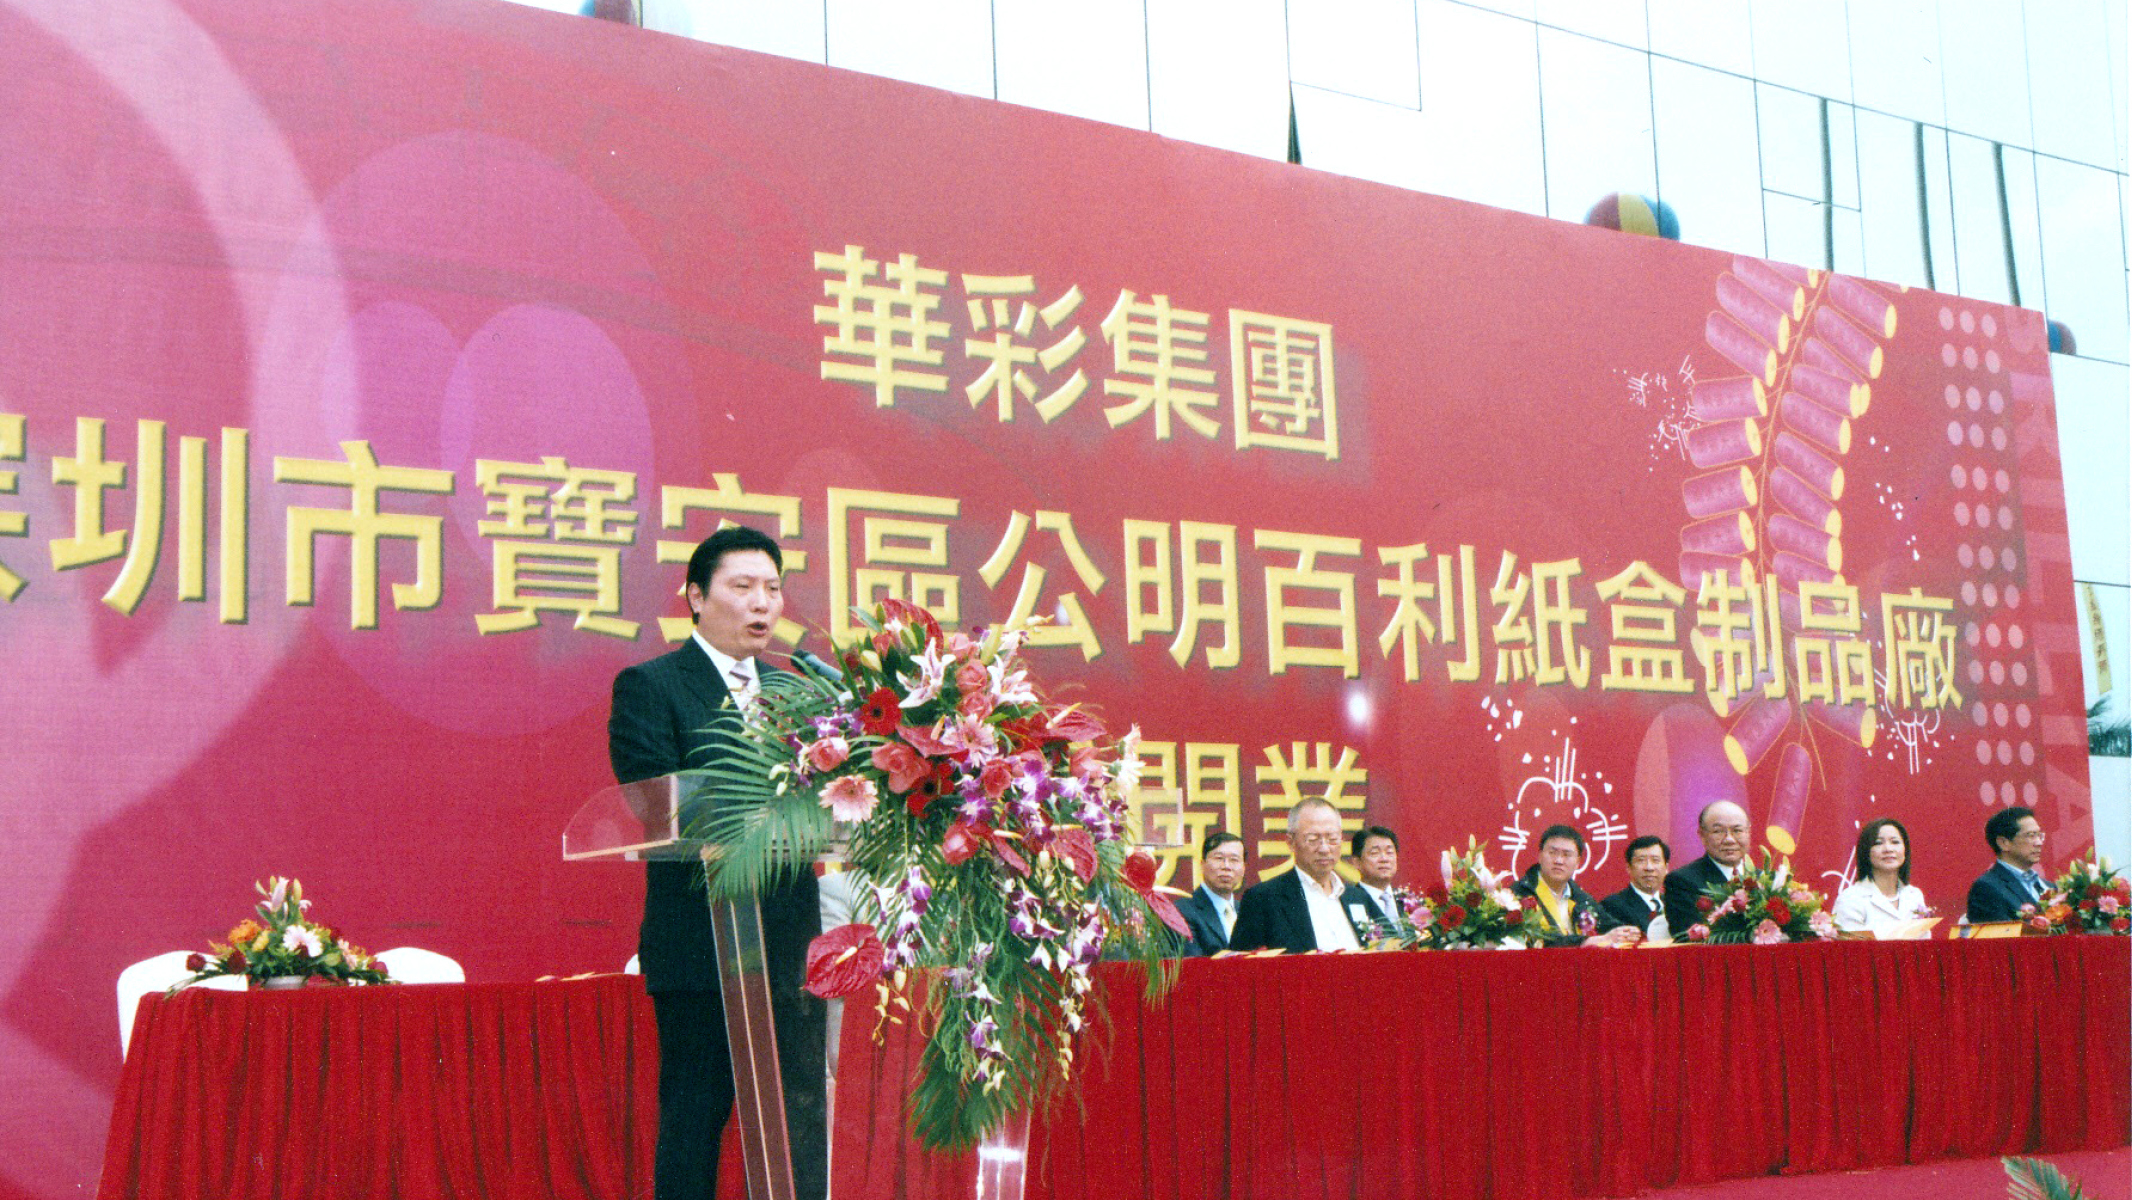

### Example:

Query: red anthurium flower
xmin=900 ymin=721 xmax=960 ymax=759
xmin=858 ymin=688 xmax=903 ymax=735
xmin=870 ymin=742 xmax=930 ymax=793
xmin=1121 ymin=850 xmax=1158 ymax=896
xmin=878 ymin=598 xmax=944 ymax=645
xmin=1045 ymin=705 xmax=1107 ymax=744
xmin=943 ymin=822 xmax=990 ymax=866
xmin=990 ymin=831 xmax=1030 ymax=875
xmin=1053 ymin=828 xmax=1099 ymax=883
xmin=804 ymin=923 xmax=885 ymax=999
xmin=980 ymin=759 xmax=1015 ymax=801
xmin=1145 ymin=891 xmax=1191 ymax=938
xmin=1518 ymin=894 xmax=1538 ymax=910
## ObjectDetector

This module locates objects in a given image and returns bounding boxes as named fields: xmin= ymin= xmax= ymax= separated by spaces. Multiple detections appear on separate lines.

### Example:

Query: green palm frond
xmin=2005 ymin=1156 xmax=2086 ymax=1200
xmin=683 ymin=671 xmax=844 ymax=901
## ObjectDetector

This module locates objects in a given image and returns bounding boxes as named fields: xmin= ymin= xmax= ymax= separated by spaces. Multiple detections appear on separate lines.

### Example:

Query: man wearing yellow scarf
xmin=1512 ymin=826 xmax=1643 ymax=948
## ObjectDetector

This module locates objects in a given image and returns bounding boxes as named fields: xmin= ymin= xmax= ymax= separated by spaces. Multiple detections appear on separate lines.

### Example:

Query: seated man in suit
xmin=1343 ymin=824 xmax=1404 ymax=937
xmin=1663 ymin=800 xmax=1751 ymax=935
xmin=1513 ymin=825 xmax=1639 ymax=947
xmin=1174 ymin=831 xmax=1248 ymax=956
xmin=1229 ymin=797 xmax=1365 ymax=953
xmin=1967 ymin=806 xmax=2049 ymax=924
xmin=1600 ymin=835 xmax=1672 ymax=941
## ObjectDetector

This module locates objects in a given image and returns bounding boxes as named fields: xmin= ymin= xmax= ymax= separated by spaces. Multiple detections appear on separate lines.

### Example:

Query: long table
xmin=101 ymin=938 xmax=2130 ymax=1199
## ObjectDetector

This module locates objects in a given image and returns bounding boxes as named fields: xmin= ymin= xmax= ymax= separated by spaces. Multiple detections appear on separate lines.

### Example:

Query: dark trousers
xmin=649 ymin=886 xmax=829 ymax=1200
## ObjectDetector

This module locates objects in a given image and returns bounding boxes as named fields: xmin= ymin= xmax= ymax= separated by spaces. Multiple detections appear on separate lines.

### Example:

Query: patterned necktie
xmin=729 ymin=664 xmax=757 ymax=713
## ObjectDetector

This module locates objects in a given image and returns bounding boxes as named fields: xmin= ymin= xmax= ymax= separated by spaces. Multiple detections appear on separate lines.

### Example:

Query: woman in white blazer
xmin=1832 ymin=817 xmax=1930 ymax=933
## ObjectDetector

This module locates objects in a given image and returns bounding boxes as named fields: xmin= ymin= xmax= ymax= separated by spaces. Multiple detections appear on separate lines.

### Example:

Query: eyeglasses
xmin=2014 ymin=829 xmax=2047 ymax=842
xmin=1294 ymin=833 xmax=1343 ymax=849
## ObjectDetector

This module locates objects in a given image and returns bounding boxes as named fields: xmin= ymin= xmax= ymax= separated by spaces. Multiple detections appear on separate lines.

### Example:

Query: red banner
xmin=0 ymin=0 xmax=2089 ymax=1191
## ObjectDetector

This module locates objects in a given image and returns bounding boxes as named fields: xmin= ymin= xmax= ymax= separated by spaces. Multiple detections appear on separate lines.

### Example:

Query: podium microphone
xmin=790 ymin=649 xmax=844 ymax=683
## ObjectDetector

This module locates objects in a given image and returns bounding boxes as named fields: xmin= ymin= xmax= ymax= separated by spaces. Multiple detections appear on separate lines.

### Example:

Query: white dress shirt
xmin=693 ymin=632 xmax=759 ymax=711
xmin=1297 ymin=869 xmax=1361 ymax=951
xmin=1630 ymin=885 xmax=1670 ymax=941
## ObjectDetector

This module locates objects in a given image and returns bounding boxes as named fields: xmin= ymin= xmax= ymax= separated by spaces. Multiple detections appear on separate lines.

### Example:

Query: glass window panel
xmin=1938 ymin=0 xmax=2035 ymax=148
xmin=1748 ymin=0 xmax=1851 ymax=103
xmin=1290 ymin=85 xmax=1434 ymax=193
xmin=1764 ymin=190 xmax=1829 ymax=269
xmin=1147 ymin=0 xmax=1291 ymax=161
xmin=1758 ymin=83 xmax=1825 ymax=200
xmin=996 ymin=0 xmax=1150 ymax=131
xmin=1288 ymin=0 xmax=1421 ymax=109
xmin=1831 ymin=208 xmax=1865 ymax=276
xmin=2054 ymin=357 xmax=2132 ymax=584
xmin=1652 ymin=58 xmax=1766 ymax=258
xmin=1413 ymin=0 xmax=1546 ymax=216
xmin=1538 ymin=30 xmax=1655 ymax=221
xmin=1649 ymin=0 xmax=1752 ymax=76
xmin=1999 ymin=146 xmax=2047 ymax=310
xmin=2023 ymin=0 xmax=2119 ymax=169
xmin=1827 ymin=101 xmax=1859 ymax=210
xmin=1948 ymin=133 xmax=2013 ymax=304
xmin=1921 ymin=125 xmax=1960 ymax=293
xmin=2036 ymin=158 xmax=2130 ymax=361
xmin=1846 ymin=0 xmax=1945 ymax=126
xmin=826 ymin=0 xmax=994 ymax=99
xmin=1856 ymin=110 xmax=1930 ymax=289
xmin=1535 ymin=0 xmax=1646 ymax=50
xmin=639 ymin=0 xmax=826 ymax=61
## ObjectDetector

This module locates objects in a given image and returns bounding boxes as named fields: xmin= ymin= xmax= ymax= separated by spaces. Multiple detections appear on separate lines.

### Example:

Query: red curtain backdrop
xmin=106 ymin=941 xmax=2126 ymax=1200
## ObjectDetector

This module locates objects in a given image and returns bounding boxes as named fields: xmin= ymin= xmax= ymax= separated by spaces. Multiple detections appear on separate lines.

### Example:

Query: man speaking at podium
xmin=609 ymin=526 xmax=828 ymax=1200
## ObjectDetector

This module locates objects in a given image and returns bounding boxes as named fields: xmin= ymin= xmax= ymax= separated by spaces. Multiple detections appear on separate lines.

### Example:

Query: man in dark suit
xmin=1230 ymin=797 xmax=1368 ymax=953
xmin=1512 ymin=825 xmax=1638 ymax=947
xmin=1663 ymin=800 xmax=1751 ymax=936
xmin=609 ymin=526 xmax=826 ymax=1200
xmin=1967 ymin=806 xmax=2049 ymax=924
xmin=1175 ymin=831 xmax=1248 ymax=956
xmin=1600 ymin=835 xmax=1672 ymax=939
xmin=1343 ymin=824 xmax=1403 ymax=936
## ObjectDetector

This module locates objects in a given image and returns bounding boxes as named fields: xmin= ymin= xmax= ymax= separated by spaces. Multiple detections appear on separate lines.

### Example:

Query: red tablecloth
xmin=837 ymin=937 xmax=2132 ymax=1200
xmin=100 ymin=939 xmax=2130 ymax=1200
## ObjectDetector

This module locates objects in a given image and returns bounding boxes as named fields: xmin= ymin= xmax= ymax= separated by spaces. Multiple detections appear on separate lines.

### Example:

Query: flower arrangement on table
xmin=1684 ymin=850 xmax=1836 ymax=944
xmin=1389 ymin=839 xmax=1536 ymax=949
xmin=688 ymin=599 xmax=1183 ymax=1150
xmin=172 ymin=876 xmax=392 ymax=988
xmin=2022 ymin=856 xmax=2131 ymax=935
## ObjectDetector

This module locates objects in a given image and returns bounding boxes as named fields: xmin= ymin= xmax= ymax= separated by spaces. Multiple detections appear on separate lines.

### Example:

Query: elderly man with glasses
xmin=1230 ymin=797 xmax=1369 ymax=954
xmin=1663 ymin=800 xmax=1754 ymax=935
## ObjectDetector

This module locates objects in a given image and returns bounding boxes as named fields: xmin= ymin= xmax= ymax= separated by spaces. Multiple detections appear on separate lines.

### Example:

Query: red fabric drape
xmin=100 ymin=940 xmax=2130 ymax=1199
xmin=99 ymin=977 xmax=661 ymax=1200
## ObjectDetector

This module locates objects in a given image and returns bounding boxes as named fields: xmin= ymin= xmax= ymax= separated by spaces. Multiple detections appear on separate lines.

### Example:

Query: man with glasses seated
xmin=1175 ymin=831 xmax=1249 ymax=956
xmin=1230 ymin=797 xmax=1367 ymax=953
xmin=1663 ymin=800 xmax=1752 ymax=935
xmin=1966 ymin=806 xmax=2048 ymax=924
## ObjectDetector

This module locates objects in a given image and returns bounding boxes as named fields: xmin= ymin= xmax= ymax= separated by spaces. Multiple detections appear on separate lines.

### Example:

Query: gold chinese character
xmin=1882 ymin=588 xmax=1961 ymax=709
xmin=827 ymin=487 xmax=960 ymax=645
xmin=1229 ymin=311 xmax=1338 ymax=459
xmin=976 ymin=509 xmax=1106 ymax=659
xmin=1129 ymin=740 xmax=1243 ymax=889
xmin=814 ymin=245 xmax=951 ymax=407
xmin=0 ymin=413 xmax=24 ymax=601
xmin=1123 ymin=519 xmax=1241 ymax=669
xmin=1253 ymin=742 xmax=1367 ymax=865
xmin=473 ymin=458 xmax=640 ymax=638
xmin=656 ymin=475 xmax=810 ymax=645
xmin=1256 ymin=528 xmax=1360 ymax=677
xmin=1374 ymin=541 xmax=1481 ymax=683
xmin=276 ymin=440 xmax=453 ymax=630
xmin=1690 ymin=565 xmax=1786 ymax=715
xmin=1099 ymin=291 xmax=1218 ymax=440
xmin=1593 ymin=560 xmax=1693 ymax=693
xmin=961 ymin=275 xmax=1089 ymax=422
xmin=1793 ymin=581 xmax=1874 ymax=706
xmin=48 ymin=417 xmax=249 ymax=619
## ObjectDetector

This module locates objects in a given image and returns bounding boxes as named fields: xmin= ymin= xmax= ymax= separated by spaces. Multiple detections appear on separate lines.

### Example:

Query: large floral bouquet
xmin=1684 ymin=850 xmax=1836 ymax=944
xmin=2025 ymin=856 xmax=2131 ymax=935
xmin=173 ymin=876 xmax=392 ymax=987
xmin=689 ymin=599 xmax=1182 ymax=1150
xmin=1402 ymin=839 xmax=1536 ymax=949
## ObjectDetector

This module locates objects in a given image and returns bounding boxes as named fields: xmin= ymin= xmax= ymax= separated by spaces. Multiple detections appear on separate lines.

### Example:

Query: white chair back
xmin=374 ymin=946 xmax=465 ymax=984
xmin=116 ymin=951 xmax=243 ymax=1058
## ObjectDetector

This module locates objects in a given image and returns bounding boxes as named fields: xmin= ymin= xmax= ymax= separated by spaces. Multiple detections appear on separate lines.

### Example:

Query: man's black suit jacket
xmin=609 ymin=644 xmax=820 ymax=994
xmin=1967 ymin=861 xmax=2038 ymax=924
xmin=1663 ymin=854 xmax=1731 ymax=937
xmin=1600 ymin=885 xmax=1666 ymax=935
xmin=1230 ymin=869 xmax=1368 ymax=953
xmin=1174 ymin=886 xmax=1230 ymax=957
xmin=1511 ymin=866 xmax=1620 ymax=946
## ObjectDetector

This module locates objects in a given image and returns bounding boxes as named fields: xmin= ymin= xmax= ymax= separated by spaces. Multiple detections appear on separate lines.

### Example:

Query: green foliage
xmin=2004 ymin=1156 xmax=2086 ymax=1200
